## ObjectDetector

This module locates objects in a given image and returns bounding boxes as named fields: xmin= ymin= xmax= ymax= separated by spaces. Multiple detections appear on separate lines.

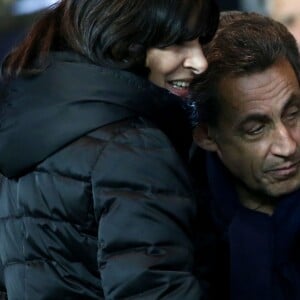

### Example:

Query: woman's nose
xmin=183 ymin=40 xmax=208 ymax=75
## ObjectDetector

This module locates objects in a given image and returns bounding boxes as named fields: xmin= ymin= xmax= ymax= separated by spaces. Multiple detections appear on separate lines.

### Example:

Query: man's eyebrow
xmin=236 ymin=114 xmax=270 ymax=129
xmin=237 ymin=92 xmax=300 ymax=128
xmin=282 ymin=92 xmax=300 ymax=111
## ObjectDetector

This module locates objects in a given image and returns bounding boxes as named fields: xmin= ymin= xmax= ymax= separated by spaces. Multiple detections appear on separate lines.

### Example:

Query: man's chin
xmin=266 ymin=180 xmax=300 ymax=198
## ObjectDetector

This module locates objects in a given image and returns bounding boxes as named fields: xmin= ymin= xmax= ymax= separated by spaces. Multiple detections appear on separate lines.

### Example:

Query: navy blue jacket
xmin=205 ymin=153 xmax=300 ymax=300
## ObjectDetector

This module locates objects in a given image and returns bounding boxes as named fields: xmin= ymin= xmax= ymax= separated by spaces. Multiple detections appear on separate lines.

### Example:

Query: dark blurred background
xmin=0 ymin=0 xmax=265 ymax=64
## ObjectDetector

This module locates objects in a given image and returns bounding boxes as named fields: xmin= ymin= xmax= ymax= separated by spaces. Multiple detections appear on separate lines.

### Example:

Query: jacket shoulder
xmin=37 ymin=116 xmax=176 ymax=179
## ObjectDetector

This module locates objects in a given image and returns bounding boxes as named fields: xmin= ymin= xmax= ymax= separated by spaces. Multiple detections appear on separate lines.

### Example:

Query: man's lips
xmin=265 ymin=161 xmax=300 ymax=179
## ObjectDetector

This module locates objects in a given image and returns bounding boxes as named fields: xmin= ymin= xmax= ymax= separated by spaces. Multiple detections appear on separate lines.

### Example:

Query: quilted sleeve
xmin=91 ymin=123 xmax=206 ymax=299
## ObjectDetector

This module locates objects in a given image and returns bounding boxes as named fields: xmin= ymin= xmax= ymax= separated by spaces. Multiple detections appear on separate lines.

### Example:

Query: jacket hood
xmin=0 ymin=52 xmax=191 ymax=178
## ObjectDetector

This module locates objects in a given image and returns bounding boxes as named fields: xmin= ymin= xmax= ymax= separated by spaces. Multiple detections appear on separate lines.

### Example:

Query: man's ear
xmin=193 ymin=124 xmax=218 ymax=152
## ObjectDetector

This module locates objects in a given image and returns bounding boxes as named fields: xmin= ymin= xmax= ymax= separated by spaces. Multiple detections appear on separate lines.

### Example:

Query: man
xmin=190 ymin=11 xmax=300 ymax=300
xmin=265 ymin=0 xmax=300 ymax=48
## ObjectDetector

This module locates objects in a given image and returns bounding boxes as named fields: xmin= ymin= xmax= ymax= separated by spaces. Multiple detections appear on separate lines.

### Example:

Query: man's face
xmin=270 ymin=0 xmax=300 ymax=48
xmin=146 ymin=39 xmax=208 ymax=98
xmin=210 ymin=59 xmax=300 ymax=198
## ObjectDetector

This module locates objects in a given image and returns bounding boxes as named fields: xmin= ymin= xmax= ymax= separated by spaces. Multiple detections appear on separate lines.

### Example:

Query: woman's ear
xmin=193 ymin=124 xmax=218 ymax=152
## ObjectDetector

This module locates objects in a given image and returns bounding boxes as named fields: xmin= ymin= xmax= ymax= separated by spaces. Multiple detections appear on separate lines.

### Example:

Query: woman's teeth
xmin=169 ymin=81 xmax=190 ymax=89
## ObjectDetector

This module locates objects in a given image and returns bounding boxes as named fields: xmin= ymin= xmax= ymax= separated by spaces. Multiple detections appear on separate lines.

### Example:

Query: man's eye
xmin=285 ymin=107 xmax=300 ymax=121
xmin=245 ymin=125 xmax=264 ymax=136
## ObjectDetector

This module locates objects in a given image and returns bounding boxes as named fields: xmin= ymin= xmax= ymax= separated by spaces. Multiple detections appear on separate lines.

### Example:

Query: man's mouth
xmin=266 ymin=161 xmax=300 ymax=179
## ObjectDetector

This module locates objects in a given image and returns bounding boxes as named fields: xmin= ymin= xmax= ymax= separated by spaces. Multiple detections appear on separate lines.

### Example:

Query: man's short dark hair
xmin=189 ymin=11 xmax=300 ymax=128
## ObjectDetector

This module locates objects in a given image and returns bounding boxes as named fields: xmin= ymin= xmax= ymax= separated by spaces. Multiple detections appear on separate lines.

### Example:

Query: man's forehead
xmin=218 ymin=60 xmax=300 ymax=124
xmin=218 ymin=59 xmax=299 ymax=108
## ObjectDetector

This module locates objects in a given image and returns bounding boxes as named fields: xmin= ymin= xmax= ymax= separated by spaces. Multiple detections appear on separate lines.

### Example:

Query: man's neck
xmin=236 ymin=186 xmax=275 ymax=216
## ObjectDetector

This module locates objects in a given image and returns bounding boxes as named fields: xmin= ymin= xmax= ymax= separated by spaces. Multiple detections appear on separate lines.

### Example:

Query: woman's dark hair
xmin=2 ymin=0 xmax=219 ymax=79
xmin=189 ymin=11 xmax=300 ymax=128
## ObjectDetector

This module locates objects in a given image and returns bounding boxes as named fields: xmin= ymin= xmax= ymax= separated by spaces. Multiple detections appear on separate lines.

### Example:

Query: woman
xmin=0 ymin=0 xmax=219 ymax=299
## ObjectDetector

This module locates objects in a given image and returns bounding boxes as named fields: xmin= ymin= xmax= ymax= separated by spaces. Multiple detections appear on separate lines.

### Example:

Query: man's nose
xmin=183 ymin=40 xmax=208 ymax=75
xmin=271 ymin=124 xmax=297 ymax=157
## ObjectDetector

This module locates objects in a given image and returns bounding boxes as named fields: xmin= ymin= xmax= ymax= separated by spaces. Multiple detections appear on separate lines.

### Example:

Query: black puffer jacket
xmin=0 ymin=52 xmax=205 ymax=299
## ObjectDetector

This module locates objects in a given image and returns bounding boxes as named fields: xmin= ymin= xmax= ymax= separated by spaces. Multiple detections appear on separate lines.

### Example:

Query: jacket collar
xmin=207 ymin=153 xmax=300 ymax=298
xmin=206 ymin=152 xmax=300 ymax=226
